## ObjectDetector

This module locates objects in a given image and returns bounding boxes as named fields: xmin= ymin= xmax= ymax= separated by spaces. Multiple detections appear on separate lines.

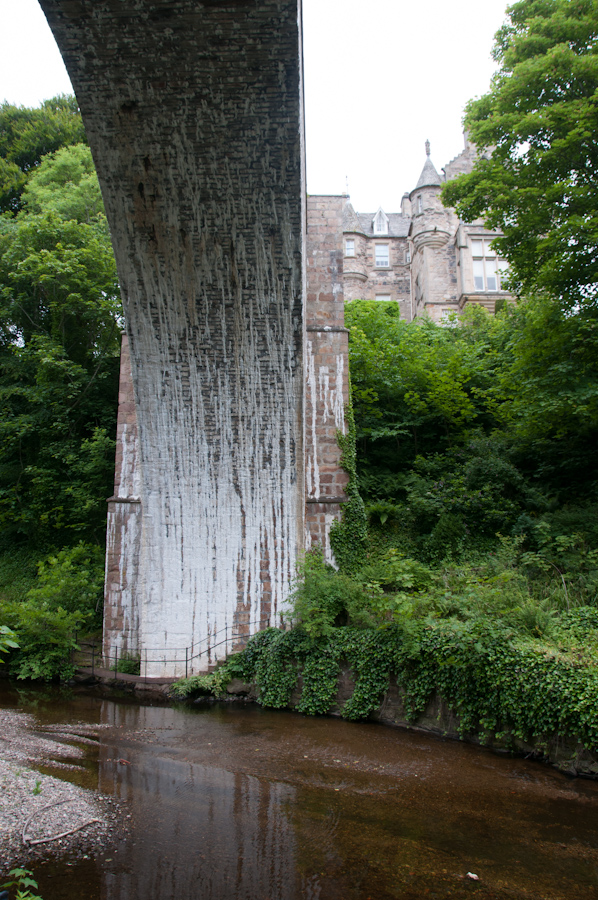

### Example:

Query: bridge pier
xmin=39 ymin=0 xmax=348 ymax=675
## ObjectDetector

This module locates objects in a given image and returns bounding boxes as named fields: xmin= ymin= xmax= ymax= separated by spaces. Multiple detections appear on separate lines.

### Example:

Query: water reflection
xmin=98 ymin=703 xmax=299 ymax=900
xmin=2 ymin=686 xmax=598 ymax=900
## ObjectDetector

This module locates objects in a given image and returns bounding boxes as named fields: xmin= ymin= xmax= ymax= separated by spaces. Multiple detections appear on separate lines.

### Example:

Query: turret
xmin=408 ymin=141 xmax=457 ymax=317
xmin=409 ymin=140 xmax=450 ymax=250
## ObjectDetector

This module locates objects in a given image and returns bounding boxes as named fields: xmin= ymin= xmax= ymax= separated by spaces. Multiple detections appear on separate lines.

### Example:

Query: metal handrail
xmin=74 ymin=614 xmax=283 ymax=679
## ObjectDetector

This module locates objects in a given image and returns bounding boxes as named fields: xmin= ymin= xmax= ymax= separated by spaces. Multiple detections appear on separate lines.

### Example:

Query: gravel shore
xmin=0 ymin=708 xmax=116 ymax=871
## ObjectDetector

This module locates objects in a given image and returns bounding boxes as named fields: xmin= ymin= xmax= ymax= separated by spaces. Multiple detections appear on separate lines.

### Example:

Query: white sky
xmin=0 ymin=0 xmax=509 ymax=213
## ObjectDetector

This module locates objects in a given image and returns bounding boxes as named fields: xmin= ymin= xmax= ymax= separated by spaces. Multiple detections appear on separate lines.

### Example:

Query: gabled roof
xmin=351 ymin=212 xmax=410 ymax=238
xmin=373 ymin=207 xmax=389 ymax=234
xmin=342 ymin=197 xmax=409 ymax=238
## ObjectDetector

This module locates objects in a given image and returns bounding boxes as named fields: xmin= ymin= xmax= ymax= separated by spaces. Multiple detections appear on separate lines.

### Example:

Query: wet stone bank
xmin=2 ymin=681 xmax=598 ymax=899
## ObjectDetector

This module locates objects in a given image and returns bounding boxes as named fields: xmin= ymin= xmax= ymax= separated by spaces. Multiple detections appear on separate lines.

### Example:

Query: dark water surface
xmin=2 ymin=683 xmax=598 ymax=900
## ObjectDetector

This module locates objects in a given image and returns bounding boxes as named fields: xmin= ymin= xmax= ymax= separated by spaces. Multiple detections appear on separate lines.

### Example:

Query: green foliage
xmin=189 ymin=608 xmax=598 ymax=749
xmin=2 ymin=867 xmax=44 ymax=900
xmin=0 ymin=212 xmax=119 ymax=362
xmin=0 ymin=97 xmax=120 ymax=680
xmin=21 ymin=144 xmax=103 ymax=225
xmin=0 ymin=95 xmax=85 ymax=214
xmin=0 ymin=600 xmax=85 ymax=682
xmin=347 ymin=299 xmax=598 ymax=564
xmin=170 ymin=652 xmax=249 ymax=699
xmin=441 ymin=0 xmax=598 ymax=307
xmin=495 ymin=297 xmax=598 ymax=448
xmin=177 ymin=534 xmax=598 ymax=754
xmin=0 ymin=543 xmax=104 ymax=681
xmin=0 ymin=624 xmax=19 ymax=661
xmin=287 ymin=549 xmax=374 ymax=636
xmin=329 ymin=371 xmax=367 ymax=573
xmin=111 ymin=655 xmax=141 ymax=676
xmin=0 ymin=112 xmax=121 ymax=551
xmin=26 ymin=543 xmax=105 ymax=620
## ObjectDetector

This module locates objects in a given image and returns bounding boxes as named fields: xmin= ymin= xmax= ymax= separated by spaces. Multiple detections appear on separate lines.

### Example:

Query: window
xmin=471 ymin=239 xmax=509 ymax=291
xmin=375 ymin=244 xmax=389 ymax=267
xmin=417 ymin=195 xmax=423 ymax=215
xmin=376 ymin=294 xmax=391 ymax=302
xmin=373 ymin=209 xmax=388 ymax=235
xmin=345 ymin=238 xmax=355 ymax=257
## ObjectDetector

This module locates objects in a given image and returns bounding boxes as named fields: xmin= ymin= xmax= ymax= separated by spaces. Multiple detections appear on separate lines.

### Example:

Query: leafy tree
xmin=442 ymin=0 xmax=598 ymax=307
xmin=0 ymin=213 xmax=119 ymax=361
xmin=21 ymin=143 xmax=104 ymax=225
xmin=0 ymin=215 xmax=121 ymax=547
xmin=347 ymin=299 xmax=598 ymax=561
xmin=26 ymin=542 xmax=105 ymax=619
xmin=0 ymin=624 xmax=18 ymax=661
xmin=0 ymin=96 xmax=86 ymax=213
xmin=345 ymin=301 xmax=497 ymax=497
xmin=0 ymin=104 xmax=121 ymax=551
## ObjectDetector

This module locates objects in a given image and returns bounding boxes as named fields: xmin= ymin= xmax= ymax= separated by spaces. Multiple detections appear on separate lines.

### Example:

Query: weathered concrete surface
xmin=39 ymin=0 xmax=306 ymax=675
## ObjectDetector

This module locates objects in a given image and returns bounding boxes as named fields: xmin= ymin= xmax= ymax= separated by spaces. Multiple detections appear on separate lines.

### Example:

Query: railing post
xmin=91 ymin=643 xmax=95 ymax=676
xmin=185 ymin=646 xmax=188 ymax=679
xmin=114 ymin=645 xmax=118 ymax=677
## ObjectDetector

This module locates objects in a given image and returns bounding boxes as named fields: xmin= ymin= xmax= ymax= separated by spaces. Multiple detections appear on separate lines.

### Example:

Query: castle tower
xmin=409 ymin=141 xmax=459 ymax=320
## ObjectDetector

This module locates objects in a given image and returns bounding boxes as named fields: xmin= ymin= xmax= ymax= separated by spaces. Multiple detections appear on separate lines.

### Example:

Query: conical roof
xmin=415 ymin=156 xmax=442 ymax=190
xmin=414 ymin=140 xmax=442 ymax=190
xmin=343 ymin=198 xmax=361 ymax=232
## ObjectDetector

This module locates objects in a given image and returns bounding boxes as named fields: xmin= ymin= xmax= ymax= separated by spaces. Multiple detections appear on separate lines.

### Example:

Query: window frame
xmin=374 ymin=243 xmax=390 ymax=268
xmin=471 ymin=238 xmax=508 ymax=292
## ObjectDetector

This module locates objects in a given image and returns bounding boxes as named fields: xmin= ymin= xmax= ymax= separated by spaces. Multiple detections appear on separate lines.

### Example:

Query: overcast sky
xmin=1 ymin=0 xmax=510 ymax=212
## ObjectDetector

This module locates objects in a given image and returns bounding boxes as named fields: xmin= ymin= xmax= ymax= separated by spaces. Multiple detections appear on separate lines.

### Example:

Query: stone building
xmin=317 ymin=135 xmax=511 ymax=322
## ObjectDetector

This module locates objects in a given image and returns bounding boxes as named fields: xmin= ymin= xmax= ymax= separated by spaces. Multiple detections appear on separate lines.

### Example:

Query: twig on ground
xmin=22 ymin=798 xmax=80 ymax=845
xmin=25 ymin=819 xmax=102 ymax=847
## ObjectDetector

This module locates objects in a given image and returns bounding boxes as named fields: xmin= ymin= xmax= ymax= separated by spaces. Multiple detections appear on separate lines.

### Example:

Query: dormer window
xmin=373 ymin=208 xmax=389 ymax=235
xmin=345 ymin=238 xmax=355 ymax=257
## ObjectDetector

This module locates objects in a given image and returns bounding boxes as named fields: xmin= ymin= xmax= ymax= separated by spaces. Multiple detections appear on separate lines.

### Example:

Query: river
xmin=2 ymin=682 xmax=598 ymax=899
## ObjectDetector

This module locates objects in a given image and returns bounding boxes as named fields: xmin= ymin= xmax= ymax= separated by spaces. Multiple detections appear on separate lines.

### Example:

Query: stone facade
xmin=304 ymin=195 xmax=350 ymax=560
xmin=334 ymin=135 xmax=511 ymax=322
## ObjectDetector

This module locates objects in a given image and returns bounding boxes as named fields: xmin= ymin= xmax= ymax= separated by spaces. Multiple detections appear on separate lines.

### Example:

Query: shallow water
xmin=2 ymin=682 xmax=598 ymax=899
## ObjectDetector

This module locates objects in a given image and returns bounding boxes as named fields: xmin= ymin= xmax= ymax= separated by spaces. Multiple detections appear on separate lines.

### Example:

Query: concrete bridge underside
xmin=39 ymin=0 xmax=348 ymax=675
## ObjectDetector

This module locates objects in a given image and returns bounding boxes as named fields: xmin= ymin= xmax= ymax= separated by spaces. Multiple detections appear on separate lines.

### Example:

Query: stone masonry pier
xmin=39 ymin=1 xmax=349 ymax=675
xmin=39 ymin=0 xmax=307 ymax=674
